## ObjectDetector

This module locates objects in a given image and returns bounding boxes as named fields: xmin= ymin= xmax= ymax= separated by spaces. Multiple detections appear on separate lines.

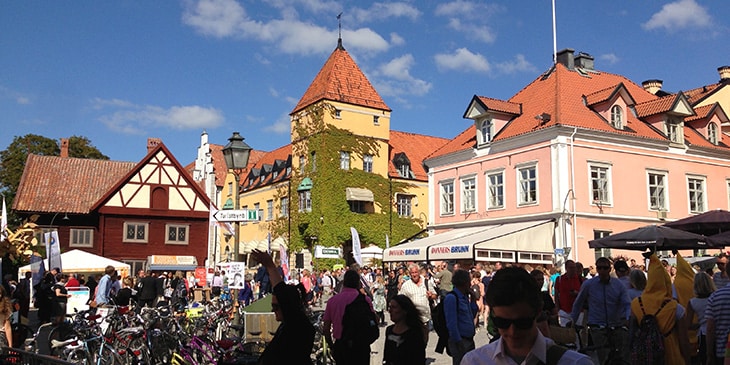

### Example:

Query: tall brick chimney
xmin=147 ymin=137 xmax=161 ymax=153
xmin=60 ymin=138 xmax=69 ymax=158
xmin=641 ymin=79 xmax=663 ymax=95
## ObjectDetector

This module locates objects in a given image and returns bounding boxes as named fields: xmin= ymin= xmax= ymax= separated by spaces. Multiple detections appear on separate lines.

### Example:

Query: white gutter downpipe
xmin=570 ymin=127 xmax=578 ymax=262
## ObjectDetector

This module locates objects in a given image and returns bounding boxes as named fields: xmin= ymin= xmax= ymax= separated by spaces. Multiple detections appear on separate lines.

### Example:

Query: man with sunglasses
xmin=462 ymin=267 xmax=591 ymax=364
xmin=713 ymin=254 xmax=729 ymax=288
xmin=571 ymin=257 xmax=631 ymax=364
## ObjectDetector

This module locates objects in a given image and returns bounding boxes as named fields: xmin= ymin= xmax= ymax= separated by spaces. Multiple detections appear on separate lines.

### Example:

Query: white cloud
xmin=599 ymin=53 xmax=620 ymax=65
xmin=434 ymin=48 xmax=491 ymax=73
xmin=372 ymin=54 xmax=432 ymax=99
xmin=182 ymin=0 xmax=391 ymax=56
xmin=0 ymin=85 xmax=32 ymax=105
xmin=349 ymin=3 xmax=421 ymax=24
xmin=494 ymin=54 xmax=536 ymax=74
xmin=643 ymin=0 xmax=713 ymax=31
xmin=91 ymin=98 xmax=224 ymax=134
xmin=447 ymin=19 xmax=496 ymax=44
xmin=263 ymin=113 xmax=291 ymax=134
xmin=390 ymin=32 xmax=405 ymax=46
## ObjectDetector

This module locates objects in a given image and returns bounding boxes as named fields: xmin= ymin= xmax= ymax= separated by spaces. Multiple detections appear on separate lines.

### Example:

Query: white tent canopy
xmin=360 ymin=245 xmax=384 ymax=259
xmin=18 ymin=249 xmax=131 ymax=278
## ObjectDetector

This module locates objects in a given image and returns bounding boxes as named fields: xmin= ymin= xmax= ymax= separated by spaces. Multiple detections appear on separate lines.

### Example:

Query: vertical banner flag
xmin=30 ymin=253 xmax=45 ymax=291
xmin=351 ymin=227 xmax=363 ymax=266
xmin=45 ymin=231 xmax=63 ymax=273
xmin=279 ymin=242 xmax=289 ymax=281
xmin=385 ymin=234 xmax=390 ymax=249
xmin=0 ymin=197 xmax=7 ymax=242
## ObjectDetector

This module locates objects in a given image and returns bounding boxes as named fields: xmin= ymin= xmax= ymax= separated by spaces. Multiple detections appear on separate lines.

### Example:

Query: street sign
xmin=214 ymin=209 xmax=259 ymax=222
xmin=554 ymin=248 xmax=564 ymax=256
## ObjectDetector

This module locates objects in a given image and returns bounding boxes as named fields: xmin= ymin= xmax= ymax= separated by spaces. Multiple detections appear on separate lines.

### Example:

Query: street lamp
xmin=222 ymin=132 xmax=252 ymax=263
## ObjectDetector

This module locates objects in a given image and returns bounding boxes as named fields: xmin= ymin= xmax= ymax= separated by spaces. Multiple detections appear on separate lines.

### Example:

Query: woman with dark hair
xmin=52 ymin=273 xmax=71 ymax=324
xmin=251 ymin=250 xmax=314 ymax=364
xmin=383 ymin=294 xmax=426 ymax=365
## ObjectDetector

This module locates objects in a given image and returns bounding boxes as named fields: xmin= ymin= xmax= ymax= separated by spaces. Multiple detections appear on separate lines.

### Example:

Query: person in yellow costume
xmin=630 ymin=252 xmax=690 ymax=364
xmin=674 ymin=252 xmax=700 ymax=360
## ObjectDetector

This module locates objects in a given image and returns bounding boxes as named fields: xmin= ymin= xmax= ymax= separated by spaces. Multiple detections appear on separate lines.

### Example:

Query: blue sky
xmin=1 ymin=0 xmax=728 ymax=164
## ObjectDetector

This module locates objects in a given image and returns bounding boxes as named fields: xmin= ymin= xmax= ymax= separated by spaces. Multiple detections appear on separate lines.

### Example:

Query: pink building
xmin=420 ymin=49 xmax=730 ymax=268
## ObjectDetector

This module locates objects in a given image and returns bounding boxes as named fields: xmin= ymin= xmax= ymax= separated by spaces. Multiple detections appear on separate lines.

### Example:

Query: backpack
xmin=340 ymin=293 xmax=379 ymax=348
xmin=174 ymin=279 xmax=187 ymax=299
xmin=630 ymin=297 xmax=671 ymax=364
xmin=432 ymin=291 xmax=456 ymax=342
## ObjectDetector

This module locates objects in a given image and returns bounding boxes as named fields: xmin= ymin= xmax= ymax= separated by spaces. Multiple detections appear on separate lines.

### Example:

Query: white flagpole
xmin=0 ymin=197 xmax=7 ymax=242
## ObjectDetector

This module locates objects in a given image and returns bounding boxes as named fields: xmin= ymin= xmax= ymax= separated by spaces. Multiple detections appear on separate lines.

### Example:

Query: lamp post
xmin=221 ymin=132 xmax=252 ymax=263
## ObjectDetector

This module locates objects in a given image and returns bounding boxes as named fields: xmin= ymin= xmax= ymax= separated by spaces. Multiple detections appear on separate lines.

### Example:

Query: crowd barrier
xmin=0 ymin=347 xmax=73 ymax=364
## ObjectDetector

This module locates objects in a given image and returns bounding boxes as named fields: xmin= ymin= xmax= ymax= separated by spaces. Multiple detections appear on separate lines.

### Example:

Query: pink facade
xmin=425 ymin=50 xmax=730 ymax=268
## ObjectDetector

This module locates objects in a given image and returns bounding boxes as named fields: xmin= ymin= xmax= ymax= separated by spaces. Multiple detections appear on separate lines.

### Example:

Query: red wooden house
xmin=13 ymin=138 xmax=210 ymax=275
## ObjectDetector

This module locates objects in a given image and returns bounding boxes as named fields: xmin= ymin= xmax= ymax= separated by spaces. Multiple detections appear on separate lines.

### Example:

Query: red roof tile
xmin=583 ymin=84 xmax=622 ymax=106
xmin=291 ymin=42 xmax=390 ymax=114
xmin=475 ymin=96 xmax=522 ymax=115
xmin=242 ymin=145 xmax=292 ymax=189
xmin=684 ymin=83 xmax=722 ymax=105
xmin=184 ymin=144 xmax=267 ymax=188
xmin=13 ymin=155 xmax=135 ymax=214
xmin=389 ymin=131 xmax=450 ymax=181
xmin=686 ymin=104 xmax=716 ymax=122
xmin=634 ymin=94 xmax=679 ymax=118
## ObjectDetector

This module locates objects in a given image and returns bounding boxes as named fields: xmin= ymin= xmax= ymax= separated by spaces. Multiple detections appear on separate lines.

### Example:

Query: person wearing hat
xmin=613 ymin=260 xmax=631 ymax=289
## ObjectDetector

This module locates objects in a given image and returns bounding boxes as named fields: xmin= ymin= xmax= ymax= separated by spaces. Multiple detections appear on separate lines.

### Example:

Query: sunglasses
xmin=492 ymin=315 xmax=535 ymax=330
xmin=596 ymin=266 xmax=611 ymax=270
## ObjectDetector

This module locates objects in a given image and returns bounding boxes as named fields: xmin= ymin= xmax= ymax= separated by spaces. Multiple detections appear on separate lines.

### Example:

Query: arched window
xmin=708 ymin=122 xmax=719 ymax=145
xmin=481 ymin=119 xmax=493 ymax=143
xmin=610 ymin=105 xmax=623 ymax=129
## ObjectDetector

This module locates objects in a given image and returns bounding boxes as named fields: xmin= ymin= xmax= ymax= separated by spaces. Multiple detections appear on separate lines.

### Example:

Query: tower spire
xmin=337 ymin=12 xmax=344 ymax=50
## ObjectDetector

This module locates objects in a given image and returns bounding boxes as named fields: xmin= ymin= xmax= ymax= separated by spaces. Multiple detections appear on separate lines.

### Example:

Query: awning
xmin=383 ymin=225 xmax=499 ymax=262
xmin=147 ymin=255 xmax=199 ymax=271
xmin=346 ymin=187 xmax=374 ymax=202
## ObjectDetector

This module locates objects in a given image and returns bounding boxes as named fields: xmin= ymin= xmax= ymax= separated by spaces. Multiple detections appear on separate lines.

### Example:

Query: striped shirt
xmin=706 ymin=283 xmax=730 ymax=357
xmin=399 ymin=276 xmax=434 ymax=324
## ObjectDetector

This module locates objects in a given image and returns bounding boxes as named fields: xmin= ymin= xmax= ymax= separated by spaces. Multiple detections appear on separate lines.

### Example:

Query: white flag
xmin=0 ymin=197 xmax=7 ymax=242
xmin=45 ymin=231 xmax=62 ymax=273
xmin=351 ymin=227 xmax=363 ymax=266
xmin=385 ymin=234 xmax=390 ymax=249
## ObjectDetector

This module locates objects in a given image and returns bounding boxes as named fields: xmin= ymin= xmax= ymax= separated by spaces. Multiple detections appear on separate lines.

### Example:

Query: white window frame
xmin=340 ymin=151 xmax=350 ymax=170
xmin=480 ymin=118 xmax=494 ymax=144
xmin=647 ymin=170 xmax=668 ymax=211
xmin=589 ymin=163 xmax=612 ymax=205
xmin=594 ymin=230 xmax=612 ymax=261
xmin=486 ymin=170 xmax=505 ymax=209
xmin=396 ymin=194 xmax=413 ymax=218
xmin=280 ymin=197 xmax=289 ymax=218
xmin=687 ymin=175 xmax=706 ymax=214
xmin=610 ymin=105 xmax=623 ymax=129
xmin=299 ymin=155 xmax=306 ymax=171
xmin=69 ymin=228 xmax=94 ymax=248
xmin=227 ymin=182 xmax=233 ymax=196
xmin=373 ymin=116 xmax=379 ymax=125
xmin=363 ymin=154 xmax=373 ymax=173
xmin=299 ymin=190 xmax=312 ymax=212
xmin=440 ymin=180 xmax=455 ymax=215
xmin=461 ymin=176 xmax=477 ymax=213
xmin=267 ymin=199 xmax=274 ymax=221
xmin=123 ymin=222 xmax=149 ymax=243
xmin=165 ymin=224 xmax=190 ymax=245
xmin=665 ymin=118 xmax=684 ymax=144
xmin=517 ymin=163 xmax=538 ymax=206
xmin=709 ymin=122 xmax=719 ymax=145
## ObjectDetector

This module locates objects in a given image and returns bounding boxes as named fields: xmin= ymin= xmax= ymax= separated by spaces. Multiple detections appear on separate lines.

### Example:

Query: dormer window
xmin=260 ymin=175 xmax=265 ymax=183
xmin=709 ymin=122 xmax=719 ymax=145
xmin=393 ymin=152 xmax=414 ymax=179
xmin=665 ymin=117 xmax=684 ymax=145
xmin=480 ymin=119 xmax=494 ymax=144
xmin=335 ymin=109 xmax=341 ymax=119
xmin=610 ymin=105 xmax=623 ymax=129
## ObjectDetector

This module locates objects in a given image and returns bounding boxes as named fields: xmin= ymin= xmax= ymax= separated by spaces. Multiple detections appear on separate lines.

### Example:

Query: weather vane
xmin=337 ymin=12 xmax=343 ymax=40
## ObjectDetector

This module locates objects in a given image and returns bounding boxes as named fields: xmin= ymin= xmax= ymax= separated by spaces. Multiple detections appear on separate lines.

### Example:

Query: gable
xmin=94 ymin=144 xmax=210 ymax=214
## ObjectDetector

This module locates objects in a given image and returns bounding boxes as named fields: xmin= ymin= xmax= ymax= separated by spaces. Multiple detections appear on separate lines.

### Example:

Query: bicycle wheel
xmin=92 ymin=344 xmax=123 ymax=365
xmin=123 ymin=336 xmax=151 ymax=365
xmin=65 ymin=348 xmax=91 ymax=365
xmin=48 ymin=323 xmax=75 ymax=358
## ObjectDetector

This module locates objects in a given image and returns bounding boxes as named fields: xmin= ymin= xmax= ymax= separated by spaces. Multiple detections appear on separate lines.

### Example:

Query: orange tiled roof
xmin=684 ymin=83 xmax=722 ymax=105
xmin=291 ymin=41 xmax=390 ymax=114
xmin=475 ymin=96 xmax=522 ymax=115
xmin=686 ymin=104 xmax=716 ymax=122
xmin=634 ymin=94 xmax=679 ymax=118
xmin=184 ymin=144 xmax=267 ymax=188
xmin=432 ymin=63 xmax=666 ymax=158
xmin=13 ymin=155 xmax=135 ymax=214
xmin=583 ymin=83 xmax=623 ymax=106
xmin=242 ymin=144 xmax=292 ymax=190
xmin=389 ymin=131 xmax=450 ymax=181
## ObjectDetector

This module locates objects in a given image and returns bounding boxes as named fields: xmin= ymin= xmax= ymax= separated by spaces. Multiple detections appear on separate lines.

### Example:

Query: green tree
xmin=0 ymin=134 xmax=108 ymax=225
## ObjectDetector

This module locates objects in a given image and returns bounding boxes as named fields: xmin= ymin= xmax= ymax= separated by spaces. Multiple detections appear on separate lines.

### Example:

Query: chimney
xmin=575 ymin=52 xmax=594 ymax=70
xmin=556 ymin=48 xmax=575 ymax=69
xmin=719 ymin=66 xmax=730 ymax=83
xmin=641 ymin=79 xmax=664 ymax=95
xmin=60 ymin=138 xmax=69 ymax=158
xmin=147 ymin=137 xmax=162 ymax=153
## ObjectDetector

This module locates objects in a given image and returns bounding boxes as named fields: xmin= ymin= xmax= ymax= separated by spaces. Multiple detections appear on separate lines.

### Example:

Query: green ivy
xmin=268 ymin=103 xmax=424 ymax=266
